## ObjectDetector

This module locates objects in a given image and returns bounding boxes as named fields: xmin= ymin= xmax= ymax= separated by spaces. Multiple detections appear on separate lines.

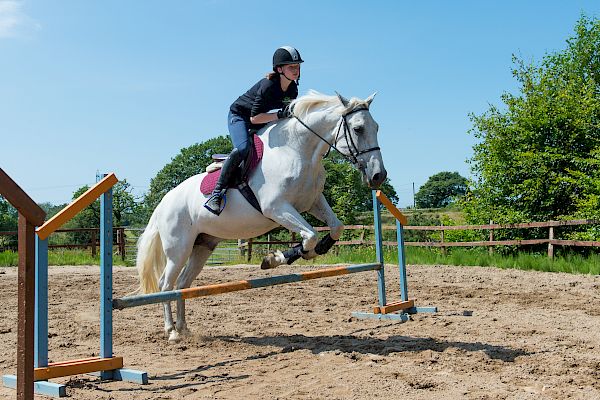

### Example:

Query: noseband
xmin=291 ymin=106 xmax=381 ymax=166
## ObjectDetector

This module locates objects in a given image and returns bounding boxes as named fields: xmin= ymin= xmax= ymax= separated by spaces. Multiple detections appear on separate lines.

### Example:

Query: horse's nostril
xmin=373 ymin=173 xmax=381 ymax=184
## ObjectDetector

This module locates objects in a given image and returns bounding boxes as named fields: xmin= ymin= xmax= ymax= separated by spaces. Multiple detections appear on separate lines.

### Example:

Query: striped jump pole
xmin=114 ymin=190 xmax=437 ymax=323
xmin=114 ymin=263 xmax=381 ymax=310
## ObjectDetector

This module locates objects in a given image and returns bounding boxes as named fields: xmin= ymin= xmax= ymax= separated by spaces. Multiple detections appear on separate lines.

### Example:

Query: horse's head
xmin=335 ymin=92 xmax=387 ymax=189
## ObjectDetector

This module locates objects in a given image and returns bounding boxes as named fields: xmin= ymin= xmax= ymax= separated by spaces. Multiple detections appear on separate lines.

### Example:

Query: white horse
xmin=137 ymin=90 xmax=387 ymax=342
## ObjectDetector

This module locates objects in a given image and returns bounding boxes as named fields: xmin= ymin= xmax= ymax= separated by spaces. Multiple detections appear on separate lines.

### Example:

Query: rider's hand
xmin=277 ymin=105 xmax=292 ymax=119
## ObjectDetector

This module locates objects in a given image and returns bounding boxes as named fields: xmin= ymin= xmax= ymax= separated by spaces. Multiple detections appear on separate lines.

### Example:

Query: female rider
xmin=204 ymin=46 xmax=304 ymax=215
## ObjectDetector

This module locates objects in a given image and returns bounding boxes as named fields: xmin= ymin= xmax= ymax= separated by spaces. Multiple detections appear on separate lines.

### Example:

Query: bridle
xmin=290 ymin=106 xmax=381 ymax=166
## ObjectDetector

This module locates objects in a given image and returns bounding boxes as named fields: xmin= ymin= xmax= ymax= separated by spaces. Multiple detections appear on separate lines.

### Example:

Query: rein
xmin=290 ymin=106 xmax=381 ymax=166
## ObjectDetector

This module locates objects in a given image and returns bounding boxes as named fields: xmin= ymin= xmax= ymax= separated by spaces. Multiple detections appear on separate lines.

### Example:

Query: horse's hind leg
xmin=159 ymin=260 xmax=187 ymax=341
xmin=160 ymin=238 xmax=195 ymax=342
xmin=158 ymin=277 xmax=172 ymax=335
xmin=171 ymin=235 xmax=220 ymax=342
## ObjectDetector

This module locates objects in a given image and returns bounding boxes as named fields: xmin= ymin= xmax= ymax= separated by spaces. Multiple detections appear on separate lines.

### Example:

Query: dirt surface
xmin=1 ymin=263 xmax=599 ymax=399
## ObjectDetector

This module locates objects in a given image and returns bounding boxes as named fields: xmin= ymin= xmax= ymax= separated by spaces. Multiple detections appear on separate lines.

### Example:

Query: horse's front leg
xmin=302 ymin=193 xmax=344 ymax=260
xmin=260 ymin=203 xmax=318 ymax=269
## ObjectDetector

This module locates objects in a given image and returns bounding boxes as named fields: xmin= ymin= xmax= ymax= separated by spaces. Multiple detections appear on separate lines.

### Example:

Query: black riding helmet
xmin=273 ymin=46 xmax=303 ymax=85
xmin=273 ymin=46 xmax=304 ymax=67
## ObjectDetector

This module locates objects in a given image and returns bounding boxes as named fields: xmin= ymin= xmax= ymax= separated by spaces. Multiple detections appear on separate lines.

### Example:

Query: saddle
xmin=200 ymin=134 xmax=264 ymax=213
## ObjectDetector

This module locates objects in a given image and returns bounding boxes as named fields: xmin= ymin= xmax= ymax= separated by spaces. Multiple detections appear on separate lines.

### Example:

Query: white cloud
xmin=0 ymin=0 xmax=40 ymax=38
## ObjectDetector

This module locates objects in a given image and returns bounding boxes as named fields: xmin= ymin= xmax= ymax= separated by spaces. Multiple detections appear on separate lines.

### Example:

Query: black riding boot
xmin=204 ymin=148 xmax=244 ymax=215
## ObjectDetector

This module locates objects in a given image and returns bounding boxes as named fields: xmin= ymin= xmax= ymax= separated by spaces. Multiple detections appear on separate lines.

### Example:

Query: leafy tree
xmin=0 ymin=197 xmax=18 ymax=231
xmin=0 ymin=197 xmax=18 ymax=250
xmin=414 ymin=171 xmax=467 ymax=208
xmin=465 ymin=15 xmax=600 ymax=226
xmin=66 ymin=180 xmax=139 ymax=244
xmin=39 ymin=202 xmax=67 ymax=220
xmin=142 ymin=136 xmax=232 ymax=220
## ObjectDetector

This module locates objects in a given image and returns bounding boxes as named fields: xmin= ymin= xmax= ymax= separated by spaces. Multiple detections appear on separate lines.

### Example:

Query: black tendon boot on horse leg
xmin=204 ymin=148 xmax=244 ymax=215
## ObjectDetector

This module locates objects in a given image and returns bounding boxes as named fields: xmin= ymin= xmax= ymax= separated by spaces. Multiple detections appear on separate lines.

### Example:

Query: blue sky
xmin=2 ymin=1 xmax=600 ymax=207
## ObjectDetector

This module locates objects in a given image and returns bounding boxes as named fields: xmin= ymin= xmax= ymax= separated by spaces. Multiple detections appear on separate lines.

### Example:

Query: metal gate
xmin=124 ymin=228 xmax=240 ymax=266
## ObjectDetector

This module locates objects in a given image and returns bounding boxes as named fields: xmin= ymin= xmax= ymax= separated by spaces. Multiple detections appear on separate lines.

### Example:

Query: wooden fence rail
xmin=2 ymin=219 xmax=598 ymax=263
xmin=0 ymin=227 xmax=127 ymax=260
xmin=240 ymin=219 xmax=600 ymax=260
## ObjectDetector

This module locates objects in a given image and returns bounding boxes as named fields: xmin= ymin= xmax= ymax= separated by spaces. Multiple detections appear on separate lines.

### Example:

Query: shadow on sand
xmin=216 ymin=332 xmax=529 ymax=362
xmin=82 ymin=332 xmax=529 ymax=394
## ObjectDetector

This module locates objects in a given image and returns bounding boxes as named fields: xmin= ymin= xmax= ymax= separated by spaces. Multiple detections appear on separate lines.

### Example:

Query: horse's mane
xmin=290 ymin=90 xmax=369 ymax=118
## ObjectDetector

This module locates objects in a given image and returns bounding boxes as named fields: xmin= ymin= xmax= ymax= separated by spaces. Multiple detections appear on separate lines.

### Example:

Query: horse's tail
xmin=136 ymin=210 xmax=166 ymax=294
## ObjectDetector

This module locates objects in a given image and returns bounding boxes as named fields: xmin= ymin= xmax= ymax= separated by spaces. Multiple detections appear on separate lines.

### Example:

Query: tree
xmin=142 ymin=136 xmax=232 ymax=221
xmin=66 ymin=180 xmax=140 ymax=244
xmin=0 ymin=197 xmax=18 ymax=250
xmin=0 ymin=197 xmax=18 ymax=231
xmin=39 ymin=202 xmax=67 ymax=220
xmin=465 ymin=15 xmax=600 ymax=224
xmin=414 ymin=171 xmax=467 ymax=208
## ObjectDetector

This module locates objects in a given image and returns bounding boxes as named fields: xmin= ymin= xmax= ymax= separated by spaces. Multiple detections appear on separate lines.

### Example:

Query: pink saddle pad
xmin=200 ymin=135 xmax=264 ymax=195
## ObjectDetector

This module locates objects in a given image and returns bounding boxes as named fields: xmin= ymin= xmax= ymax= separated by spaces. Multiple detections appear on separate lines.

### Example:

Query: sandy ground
xmin=0 ymin=263 xmax=599 ymax=399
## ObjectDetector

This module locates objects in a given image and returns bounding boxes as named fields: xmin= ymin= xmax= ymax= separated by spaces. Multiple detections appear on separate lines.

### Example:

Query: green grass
xmin=245 ymin=246 xmax=600 ymax=275
xmin=2 ymin=247 xmax=599 ymax=275
xmin=0 ymin=250 xmax=130 ymax=267
xmin=402 ymin=247 xmax=600 ymax=274
xmin=0 ymin=251 xmax=17 ymax=267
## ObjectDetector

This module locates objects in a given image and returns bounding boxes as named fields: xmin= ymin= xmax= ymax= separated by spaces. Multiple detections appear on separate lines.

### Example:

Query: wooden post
xmin=0 ymin=168 xmax=46 ymax=400
xmin=91 ymin=229 xmax=97 ymax=257
xmin=440 ymin=223 xmax=446 ymax=256
xmin=238 ymin=239 xmax=246 ymax=259
xmin=489 ymin=220 xmax=494 ymax=255
xmin=548 ymin=226 xmax=554 ymax=259
xmin=247 ymin=238 xmax=253 ymax=262
xmin=118 ymin=228 xmax=125 ymax=261
xmin=17 ymin=215 xmax=36 ymax=400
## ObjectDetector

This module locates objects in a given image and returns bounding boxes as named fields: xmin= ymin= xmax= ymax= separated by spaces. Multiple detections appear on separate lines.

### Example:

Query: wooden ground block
xmin=34 ymin=357 xmax=124 ymax=381
xmin=373 ymin=299 xmax=415 ymax=315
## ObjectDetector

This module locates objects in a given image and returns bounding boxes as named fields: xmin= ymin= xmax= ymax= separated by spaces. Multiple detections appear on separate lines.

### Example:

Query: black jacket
xmin=230 ymin=75 xmax=298 ymax=129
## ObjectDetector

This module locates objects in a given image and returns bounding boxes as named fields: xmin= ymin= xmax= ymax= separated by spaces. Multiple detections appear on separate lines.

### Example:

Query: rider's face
xmin=280 ymin=64 xmax=300 ymax=80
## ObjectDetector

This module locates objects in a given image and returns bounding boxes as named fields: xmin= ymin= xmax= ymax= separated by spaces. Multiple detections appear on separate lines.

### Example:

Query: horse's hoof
xmin=168 ymin=330 xmax=181 ymax=343
xmin=261 ymin=253 xmax=278 ymax=269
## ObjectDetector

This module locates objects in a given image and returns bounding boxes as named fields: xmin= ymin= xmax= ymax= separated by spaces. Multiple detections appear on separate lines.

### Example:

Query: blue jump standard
xmin=352 ymin=306 xmax=438 ymax=321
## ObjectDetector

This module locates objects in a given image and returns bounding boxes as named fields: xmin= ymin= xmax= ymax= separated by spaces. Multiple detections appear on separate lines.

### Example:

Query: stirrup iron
xmin=204 ymin=190 xmax=227 ymax=215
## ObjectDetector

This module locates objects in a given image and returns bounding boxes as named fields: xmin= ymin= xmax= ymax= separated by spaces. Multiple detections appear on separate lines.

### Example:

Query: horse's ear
xmin=335 ymin=91 xmax=350 ymax=107
xmin=365 ymin=92 xmax=377 ymax=106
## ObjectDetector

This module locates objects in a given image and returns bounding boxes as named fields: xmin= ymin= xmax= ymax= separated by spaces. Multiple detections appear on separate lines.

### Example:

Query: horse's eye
xmin=353 ymin=126 xmax=364 ymax=134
